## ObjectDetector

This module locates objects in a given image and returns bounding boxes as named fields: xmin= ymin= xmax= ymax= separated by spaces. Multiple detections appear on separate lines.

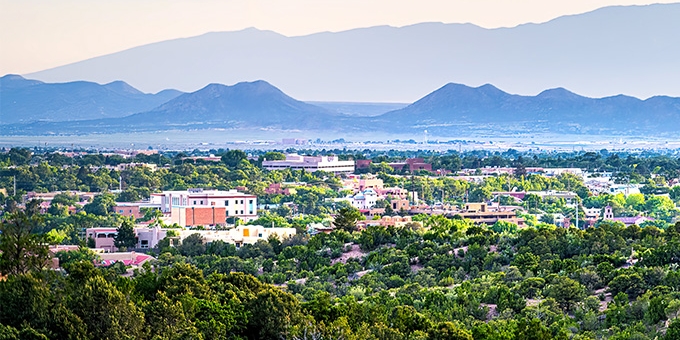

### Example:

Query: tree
xmin=333 ymin=207 xmax=363 ymax=232
xmin=222 ymin=149 xmax=247 ymax=168
xmin=262 ymin=151 xmax=286 ymax=161
xmin=0 ymin=211 xmax=50 ymax=276
xmin=543 ymin=276 xmax=587 ymax=311
xmin=114 ymin=219 xmax=137 ymax=251
xmin=67 ymin=273 xmax=145 ymax=339
xmin=83 ymin=193 xmax=116 ymax=216
xmin=178 ymin=233 xmax=206 ymax=256
xmin=429 ymin=322 xmax=473 ymax=340
xmin=609 ymin=273 xmax=646 ymax=299
xmin=56 ymin=247 xmax=99 ymax=269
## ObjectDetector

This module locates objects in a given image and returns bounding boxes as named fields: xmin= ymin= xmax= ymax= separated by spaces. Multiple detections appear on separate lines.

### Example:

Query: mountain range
xmin=25 ymin=3 xmax=680 ymax=102
xmin=0 ymin=74 xmax=182 ymax=124
xmin=2 ymin=76 xmax=680 ymax=137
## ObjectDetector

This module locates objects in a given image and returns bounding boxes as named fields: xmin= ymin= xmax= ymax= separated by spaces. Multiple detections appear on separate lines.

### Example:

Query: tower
xmin=604 ymin=205 xmax=614 ymax=220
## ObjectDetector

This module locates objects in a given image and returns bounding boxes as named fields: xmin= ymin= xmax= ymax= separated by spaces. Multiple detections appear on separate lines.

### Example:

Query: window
xmin=141 ymin=240 xmax=149 ymax=249
xmin=249 ymin=200 xmax=253 ymax=204
xmin=258 ymin=233 xmax=263 ymax=237
xmin=119 ymin=210 xmax=124 ymax=213
xmin=193 ymin=200 xmax=197 ymax=205
xmin=225 ymin=200 xmax=229 ymax=206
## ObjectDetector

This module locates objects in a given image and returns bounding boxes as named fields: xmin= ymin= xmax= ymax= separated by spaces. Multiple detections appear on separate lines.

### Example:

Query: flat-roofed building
xmin=262 ymin=154 xmax=355 ymax=174
xmin=150 ymin=188 xmax=257 ymax=225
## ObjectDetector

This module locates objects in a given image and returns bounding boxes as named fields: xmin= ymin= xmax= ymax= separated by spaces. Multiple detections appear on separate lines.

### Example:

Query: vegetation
xmin=1 ymin=147 xmax=680 ymax=339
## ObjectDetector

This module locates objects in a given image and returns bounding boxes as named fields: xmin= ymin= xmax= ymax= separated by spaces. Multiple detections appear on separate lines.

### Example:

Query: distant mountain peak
xmin=536 ymin=87 xmax=581 ymax=99
xmin=103 ymin=80 xmax=144 ymax=95
xmin=1 ymin=74 xmax=44 ymax=88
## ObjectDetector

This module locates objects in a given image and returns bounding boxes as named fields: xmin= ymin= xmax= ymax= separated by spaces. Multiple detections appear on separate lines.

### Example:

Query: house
xmin=602 ymin=205 xmax=653 ymax=226
xmin=85 ymin=227 xmax=119 ymax=252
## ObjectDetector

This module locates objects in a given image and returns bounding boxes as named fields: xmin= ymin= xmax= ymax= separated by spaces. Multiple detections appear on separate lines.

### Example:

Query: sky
xmin=1 ymin=0 xmax=677 ymax=76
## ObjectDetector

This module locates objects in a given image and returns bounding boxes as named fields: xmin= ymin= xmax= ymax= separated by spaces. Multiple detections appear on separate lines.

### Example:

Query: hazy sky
xmin=1 ymin=0 xmax=677 ymax=75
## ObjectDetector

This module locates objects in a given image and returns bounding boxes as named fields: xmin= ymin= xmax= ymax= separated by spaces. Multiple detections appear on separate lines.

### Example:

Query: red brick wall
xmin=114 ymin=205 xmax=143 ymax=219
xmin=184 ymin=207 xmax=227 ymax=226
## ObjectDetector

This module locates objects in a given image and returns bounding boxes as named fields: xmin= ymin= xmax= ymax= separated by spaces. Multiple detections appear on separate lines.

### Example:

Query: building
xmin=388 ymin=158 xmax=433 ymax=172
xmin=447 ymin=203 xmax=525 ymax=226
xmin=87 ymin=225 xmax=296 ymax=252
xmin=390 ymin=199 xmax=410 ymax=212
xmin=262 ymin=154 xmax=355 ymax=174
xmin=583 ymin=208 xmax=602 ymax=220
xmin=86 ymin=227 xmax=119 ymax=252
xmin=347 ymin=189 xmax=379 ymax=210
xmin=150 ymin=188 xmax=257 ymax=226
xmin=602 ymin=205 xmax=653 ymax=226
xmin=355 ymin=160 xmax=372 ymax=170
xmin=264 ymin=183 xmax=297 ymax=195
xmin=96 ymin=252 xmax=154 ymax=268
xmin=113 ymin=202 xmax=162 ymax=220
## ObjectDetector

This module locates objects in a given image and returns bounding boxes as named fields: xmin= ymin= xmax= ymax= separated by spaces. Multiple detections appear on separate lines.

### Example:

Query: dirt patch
xmin=332 ymin=244 xmax=368 ymax=265
xmin=526 ymin=299 xmax=541 ymax=307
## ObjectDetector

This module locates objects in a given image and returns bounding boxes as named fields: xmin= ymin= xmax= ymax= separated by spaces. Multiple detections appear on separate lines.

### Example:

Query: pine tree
xmin=114 ymin=220 xmax=137 ymax=251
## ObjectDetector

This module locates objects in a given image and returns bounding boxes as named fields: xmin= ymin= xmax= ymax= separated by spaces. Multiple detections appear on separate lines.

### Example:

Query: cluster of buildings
xmin=339 ymin=175 xmax=413 ymax=211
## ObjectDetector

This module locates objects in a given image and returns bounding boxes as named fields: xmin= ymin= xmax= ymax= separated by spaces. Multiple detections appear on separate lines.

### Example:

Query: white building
xmin=348 ymin=188 xmax=379 ymax=210
xmin=262 ymin=154 xmax=355 ymax=174
xmin=135 ymin=225 xmax=296 ymax=249
xmin=150 ymin=188 xmax=258 ymax=223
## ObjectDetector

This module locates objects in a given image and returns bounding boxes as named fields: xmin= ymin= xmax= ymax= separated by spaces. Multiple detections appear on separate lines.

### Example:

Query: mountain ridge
xmin=0 ymin=75 xmax=183 ymax=124
xmin=3 ymin=78 xmax=680 ymax=137
xmin=24 ymin=3 xmax=680 ymax=102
